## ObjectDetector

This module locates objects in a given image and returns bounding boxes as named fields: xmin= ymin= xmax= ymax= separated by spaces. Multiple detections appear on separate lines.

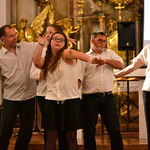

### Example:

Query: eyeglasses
xmin=52 ymin=37 xmax=65 ymax=43
xmin=95 ymin=39 xmax=108 ymax=44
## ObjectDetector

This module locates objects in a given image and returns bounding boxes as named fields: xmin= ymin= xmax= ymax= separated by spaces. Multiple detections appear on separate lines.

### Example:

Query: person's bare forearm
xmin=33 ymin=44 xmax=44 ymax=69
xmin=63 ymin=49 xmax=101 ymax=64
xmin=114 ymin=59 xmax=144 ymax=78
xmin=104 ymin=59 xmax=124 ymax=70
xmin=33 ymin=36 xmax=46 ymax=68
xmin=115 ymin=64 xmax=135 ymax=78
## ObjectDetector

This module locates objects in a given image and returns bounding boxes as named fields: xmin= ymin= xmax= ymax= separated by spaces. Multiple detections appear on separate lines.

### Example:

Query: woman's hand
xmin=67 ymin=38 xmax=77 ymax=45
xmin=36 ymin=36 xmax=46 ymax=46
xmin=91 ymin=57 xmax=105 ymax=66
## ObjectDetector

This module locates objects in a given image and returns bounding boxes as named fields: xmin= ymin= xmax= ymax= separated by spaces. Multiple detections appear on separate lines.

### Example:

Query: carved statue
xmin=57 ymin=18 xmax=83 ymax=37
xmin=74 ymin=19 xmax=83 ymax=33
xmin=10 ymin=0 xmax=83 ymax=45
xmin=17 ymin=18 xmax=28 ymax=42
xmin=107 ymin=19 xmax=116 ymax=35
xmin=25 ymin=2 xmax=55 ymax=42
xmin=57 ymin=18 xmax=74 ymax=37
xmin=35 ymin=0 xmax=51 ymax=12
xmin=56 ymin=18 xmax=83 ymax=48
xmin=11 ymin=24 xmax=18 ymax=37
xmin=11 ymin=1 xmax=55 ymax=43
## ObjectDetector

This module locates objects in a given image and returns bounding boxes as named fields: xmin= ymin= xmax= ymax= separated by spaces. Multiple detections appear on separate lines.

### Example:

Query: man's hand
xmin=91 ymin=57 xmax=105 ymax=66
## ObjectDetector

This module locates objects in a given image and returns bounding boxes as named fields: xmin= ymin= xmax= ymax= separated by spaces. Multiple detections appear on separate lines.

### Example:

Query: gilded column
xmin=98 ymin=16 xmax=105 ymax=32
xmin=79 ymin=24 xmax=84 ymax=53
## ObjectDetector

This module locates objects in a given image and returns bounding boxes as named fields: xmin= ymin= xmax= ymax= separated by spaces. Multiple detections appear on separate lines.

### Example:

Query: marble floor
xmin=8 ymin=126 xmax=148 ymax=150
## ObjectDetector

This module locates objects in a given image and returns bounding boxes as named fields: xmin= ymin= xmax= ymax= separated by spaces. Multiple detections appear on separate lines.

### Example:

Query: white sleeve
xmin=111 ymin=50 xmax=124 ymax=64
xmin=134 ymin=44 xmax=150 ymax=65
xmin=30 ymin=47 xmax=47 ymax=80
xmin=30 ymin=62 xmax=41 ymax=80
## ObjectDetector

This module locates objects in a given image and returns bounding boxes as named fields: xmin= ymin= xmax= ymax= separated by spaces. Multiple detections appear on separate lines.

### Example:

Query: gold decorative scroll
xmin=108 ymin=0 xmax=134 ymax=6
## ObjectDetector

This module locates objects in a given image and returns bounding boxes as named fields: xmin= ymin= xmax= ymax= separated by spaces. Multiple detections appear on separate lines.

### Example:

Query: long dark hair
xmin=40 ymin=32 xmax=68 ymax=80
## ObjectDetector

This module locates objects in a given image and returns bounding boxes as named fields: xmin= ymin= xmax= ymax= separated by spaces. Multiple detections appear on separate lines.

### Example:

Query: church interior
xmin=0 ymin=0 xmax=149 ymax=149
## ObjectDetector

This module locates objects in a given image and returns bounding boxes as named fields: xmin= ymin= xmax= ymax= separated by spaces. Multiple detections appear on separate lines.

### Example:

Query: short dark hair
xmin=91 ymin=31 xmax=106 ymax=40
xmin=0 ymin=25 xmax=13 ymax=39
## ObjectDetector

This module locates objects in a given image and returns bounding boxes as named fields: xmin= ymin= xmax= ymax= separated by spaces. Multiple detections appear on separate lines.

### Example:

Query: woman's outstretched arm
xmin=114 ymin=59 xmax=144 ymax=78
xmin=62 ymin=49 xmax=102 ymax=64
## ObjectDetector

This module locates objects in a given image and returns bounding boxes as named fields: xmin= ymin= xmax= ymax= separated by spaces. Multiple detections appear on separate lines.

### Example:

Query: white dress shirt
xmin=0 ymin=42 xmax=37 ymax=101
xmin=77 ymin=48 xmax=124 ymax=94
xmin=30 ymin=47 xmax=47 ymax=97
xmin=134 ymin=44 xmax=150 ymax=91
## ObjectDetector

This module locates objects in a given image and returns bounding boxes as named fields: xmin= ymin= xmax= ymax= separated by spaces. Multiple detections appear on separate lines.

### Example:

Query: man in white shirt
xmin=78 ymin=31 xmax=124 ymax=150
xmin=114 ymin=44 xmax=150 ymax=150
xmin=0 ymin=25 xmax=37 ymax=150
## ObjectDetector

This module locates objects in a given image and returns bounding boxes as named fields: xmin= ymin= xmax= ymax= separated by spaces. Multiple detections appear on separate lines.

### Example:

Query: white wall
xmin=143 ymin=0 xmax=150 ymax=47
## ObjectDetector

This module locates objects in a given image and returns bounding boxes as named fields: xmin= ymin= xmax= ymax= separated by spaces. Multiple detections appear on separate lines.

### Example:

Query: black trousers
xmin=82 ymin=93 xmax=123 ymax=150
xmin=143 ymin=91 xmax=150 ymax=150
xmin=36 ymin=96 xmax=68 ymax=150
xmin=0 ymin=98 xmax=35 ymax=150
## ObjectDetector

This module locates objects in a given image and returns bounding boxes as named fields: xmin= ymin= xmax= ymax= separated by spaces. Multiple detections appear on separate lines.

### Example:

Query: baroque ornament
xmin=92 ymin=0 xmax=143 ymax=6
xmin=92 ymin=0 xmax=143 ymax=21
xmin=9 ymin=0 xmax=83 ymax=48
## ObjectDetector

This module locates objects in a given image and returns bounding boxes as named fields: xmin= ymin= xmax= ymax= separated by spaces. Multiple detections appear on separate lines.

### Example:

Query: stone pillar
xmin=0 ymin=0 xmax=11 ymax=27
xmin=79 ymin=22 xmax=84 ymax=53
xmin=11 ymin=0 xmax=38 ymax=28
xmin=16 ymin=0 xmax=37 ymax=27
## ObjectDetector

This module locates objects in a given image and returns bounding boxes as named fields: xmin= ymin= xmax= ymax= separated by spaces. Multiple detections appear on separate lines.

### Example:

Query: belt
xmin=92 ymin=91 xmax=112 ymax=97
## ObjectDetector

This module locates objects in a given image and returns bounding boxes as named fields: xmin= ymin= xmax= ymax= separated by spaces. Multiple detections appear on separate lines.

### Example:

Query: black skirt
xmin=42 ymin=98 xmax=83 ymax=131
